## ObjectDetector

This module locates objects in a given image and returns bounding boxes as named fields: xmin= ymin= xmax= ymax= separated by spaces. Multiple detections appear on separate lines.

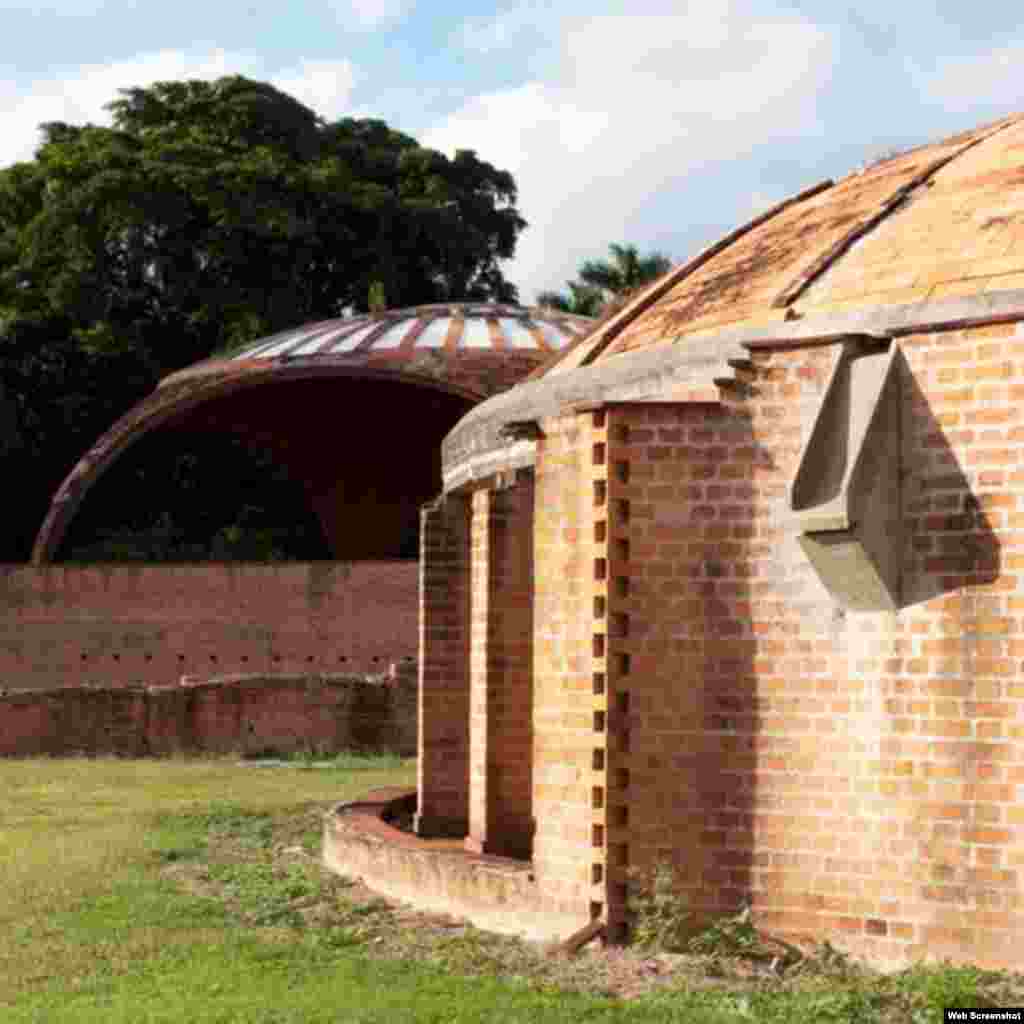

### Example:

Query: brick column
xmin=588 ymin=406 xmax=634 ymax=941
xmin=415 ymin=493 xmax=471 ymax=838
xmin=465 ymin=471 xmax=535 ymax=858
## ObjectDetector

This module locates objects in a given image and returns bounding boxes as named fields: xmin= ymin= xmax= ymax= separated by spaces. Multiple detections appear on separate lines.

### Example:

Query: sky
xmin=2 ymin=0 xmax=1022 ymax=305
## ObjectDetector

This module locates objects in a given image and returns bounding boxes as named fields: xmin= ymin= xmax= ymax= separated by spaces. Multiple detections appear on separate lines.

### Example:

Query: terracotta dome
xmin=161 ymin=304 xmax=591 ymax=388
xmin=34 ymin=303 xmax=594 ymax=563
xmin=544 ymin=112 xmax=1024 ymax=374
xmin=442 ymin=111 xmax=1024 ymax=490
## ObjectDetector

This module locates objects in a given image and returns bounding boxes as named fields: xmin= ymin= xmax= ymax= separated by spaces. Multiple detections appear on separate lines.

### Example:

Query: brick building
xmin=414 ymin=114 xmax=1024 ymax=968
xmin=6 ymin=305 xmax=588 ymax=694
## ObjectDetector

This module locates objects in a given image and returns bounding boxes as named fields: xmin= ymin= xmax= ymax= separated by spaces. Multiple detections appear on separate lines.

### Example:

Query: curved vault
xmin=32 ymin=364 xmax=480 ymax=564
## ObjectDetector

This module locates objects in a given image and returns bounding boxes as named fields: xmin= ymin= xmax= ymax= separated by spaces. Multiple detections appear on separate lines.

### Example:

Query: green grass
xmin=2 ymin=755 xmax=1023 ymax=1022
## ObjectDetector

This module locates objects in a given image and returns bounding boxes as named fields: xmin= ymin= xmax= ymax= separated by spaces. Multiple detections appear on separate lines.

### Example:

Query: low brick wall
xmin=0 ymin=663 xmax=417 ymax=758
xmin=0 ymin=561 xmax=417 ymax=690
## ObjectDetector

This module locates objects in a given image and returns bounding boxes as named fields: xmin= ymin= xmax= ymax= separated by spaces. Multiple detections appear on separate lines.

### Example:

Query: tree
xmin=578 ymin=243 xmax=672 ymax=298
xmin=1 ymin=76 xmax=526 ymax=374
xmin=536 ymin=281 xmax=605 ymax=317
xmin=538 ymin=243 xmax=672 ymax=317
xmin=0 ymin=75 xmax=528 ymax=561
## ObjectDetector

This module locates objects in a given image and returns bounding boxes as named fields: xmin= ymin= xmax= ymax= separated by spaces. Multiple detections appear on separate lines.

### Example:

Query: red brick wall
xmin=512 ymin=320 xmax=1024 ymax=967
xmin=466 ymin=474 xmax=534 ymax=858
xmin=594 ymin=322 xmax=1023 ymax=968
xmin=531 ymin=412 xmax=600 ymax=917
xmin=415 ymin=496 xmax=471 ymax=837
xmin=0 ymin=562 xmax=417 ymax=690
xmin=0 ymin=666 xmax=417 ymax=758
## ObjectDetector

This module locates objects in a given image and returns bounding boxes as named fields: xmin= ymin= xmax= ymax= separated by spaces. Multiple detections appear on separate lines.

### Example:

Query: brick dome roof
xmin=34 ymin=303 xmax=594 ymax=563
xmin=543 ymin=112 xmax=1024 ymax=375
xmin=161 ymin=303 xmax=591 ymax=388
xmin=440 ymin=111 xmax=1024 ymax=492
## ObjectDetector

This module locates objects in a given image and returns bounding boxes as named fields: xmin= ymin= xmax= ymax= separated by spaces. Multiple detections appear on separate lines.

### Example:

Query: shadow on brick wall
xmin=901 ymin=370 xmax=1000 ymax=608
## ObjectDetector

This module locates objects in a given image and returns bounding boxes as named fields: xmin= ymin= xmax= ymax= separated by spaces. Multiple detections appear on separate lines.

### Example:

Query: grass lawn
xmin=1 ymin=754 xmax=1021 ymax=1022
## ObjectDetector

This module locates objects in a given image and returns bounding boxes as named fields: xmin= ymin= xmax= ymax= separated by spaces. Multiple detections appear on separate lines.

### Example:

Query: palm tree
xmin=536 ymin=281 xmax=605 ymax=317
xmin=537 ymin=244 xmax=672 ymax=317
xmin=578 ymin=243 xmax=672 ymax=298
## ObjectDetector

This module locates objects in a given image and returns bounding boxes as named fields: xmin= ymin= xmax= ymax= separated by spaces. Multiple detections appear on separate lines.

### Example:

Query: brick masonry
xmin=0 ymin=664 xmax=417 ymax=758
xmin=415 ymin=495 xmax=471 ymax=837
xmin=466 ymin=473 xmax=534 ymax=859
xmin=0 ymin=561 xmax=417 ymax=690
xmin=424 ymin=319 xmax=1024 ymax=969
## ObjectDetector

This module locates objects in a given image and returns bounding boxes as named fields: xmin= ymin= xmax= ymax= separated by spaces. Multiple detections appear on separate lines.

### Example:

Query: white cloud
xmin=269 ymin=60 xmax=358 ymax=121
xmin=424 ymin=1 xmax=836 ymax=302
xmin=917 ymin=41 xmax=1024 ymax=113
xmin=330 ymin=0 xmax=410 ymax=29
xmin=0 ymin=50 xmax=358 ymax=168
xmin=456 ymin=6 xmax=544 ymax=54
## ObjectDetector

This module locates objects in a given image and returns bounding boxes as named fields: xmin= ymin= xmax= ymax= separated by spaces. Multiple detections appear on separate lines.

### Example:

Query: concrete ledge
xmin=323 ymin=789 xmax=590 ymax=944
xmin=441 ymin=291 xmax=1024 ymax=494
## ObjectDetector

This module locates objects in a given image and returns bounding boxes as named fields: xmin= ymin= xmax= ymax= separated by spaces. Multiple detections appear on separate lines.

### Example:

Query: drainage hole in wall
xmin=144 ymin=654 xmax=153 ymax=662
xmin=112 ymin=654 xmax=120 ymax=662
xmin=272 ymin=654 xmax=281 ymax=662
xmin=80 ymin=654 xmax=88 ymax=662
xmin=241 ymin=655 xmax=249 ymax=663
xmin=339 ymin=656 xmax=348 ymax=663
xmin=306 ymin=655 xmax=314 ymax=663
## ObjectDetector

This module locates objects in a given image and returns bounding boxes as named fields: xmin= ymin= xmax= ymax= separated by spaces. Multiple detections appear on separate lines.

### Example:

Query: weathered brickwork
xmin=421 ymin=318 xmax=1024 ymax=967
xmin=565 ymin=322 xmax=1024 ymax=968
xmin=0 ymin=562 xmax=417 ymax=690
xmin=0 ymin=665 xmax=417 ymax=758
xmin=530 ymin=412 xmax=601 ymax=917
xmin=416 ymin=495 xmax=471 ymax=837
xmin=466 ymin=473 xmax=535 ymax=858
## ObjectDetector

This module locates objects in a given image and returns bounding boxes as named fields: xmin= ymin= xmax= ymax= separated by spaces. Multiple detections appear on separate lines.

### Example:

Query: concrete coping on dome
xmin=441 ymin=288 xmax=1024 ymax=493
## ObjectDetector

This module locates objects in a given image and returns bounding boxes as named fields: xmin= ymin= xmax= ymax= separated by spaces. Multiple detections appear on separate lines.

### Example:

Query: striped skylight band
xmin=499 ymin=318 xmax=539 ymax=349
xmin=415 ymin=318 xmax=451 ymax=348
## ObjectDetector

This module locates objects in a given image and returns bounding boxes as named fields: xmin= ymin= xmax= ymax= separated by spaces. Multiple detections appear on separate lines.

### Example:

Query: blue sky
xmin=2 ymin=0 xmax=1022 ymax=303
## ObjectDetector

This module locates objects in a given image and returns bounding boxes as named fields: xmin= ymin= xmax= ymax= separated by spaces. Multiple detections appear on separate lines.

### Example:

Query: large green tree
xmin=0 ymin=75 xmax=526 ymax=561
xmin=538 ymin=243 xmax=672 ymax=317
xmin=1 ymin=75 xmax=525 ymax=373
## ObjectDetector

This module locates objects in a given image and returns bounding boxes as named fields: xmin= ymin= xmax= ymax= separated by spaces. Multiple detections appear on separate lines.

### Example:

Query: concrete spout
xmin=789 ymin=337 xmax=903 ymax=611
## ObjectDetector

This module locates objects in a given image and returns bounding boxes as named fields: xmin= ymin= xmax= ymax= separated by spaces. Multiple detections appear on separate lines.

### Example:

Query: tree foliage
xmin=538 ymin=243 xmax=672 ymax=317
xmin=0 ymin=75 xmax=527 ymax=561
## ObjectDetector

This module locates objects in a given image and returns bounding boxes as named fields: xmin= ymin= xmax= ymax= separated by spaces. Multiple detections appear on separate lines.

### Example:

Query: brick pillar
xmin=587 ymin=405 xmax=634 ymax=941
xmin=464 ymin=471 xmax=535 ymax=859
xmin=415 ymin=493 xmax=471 ymax=838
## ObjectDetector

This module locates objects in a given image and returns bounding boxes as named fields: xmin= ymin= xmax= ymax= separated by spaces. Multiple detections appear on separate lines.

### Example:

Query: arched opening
xmin=35 ymin=368 xmax=478 ymax=564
